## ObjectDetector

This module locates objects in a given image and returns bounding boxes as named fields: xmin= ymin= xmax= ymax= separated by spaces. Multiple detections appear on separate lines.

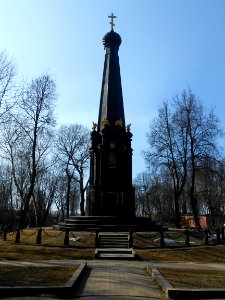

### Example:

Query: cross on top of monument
xmin=108 ymin=13 xmax=117 ymax=30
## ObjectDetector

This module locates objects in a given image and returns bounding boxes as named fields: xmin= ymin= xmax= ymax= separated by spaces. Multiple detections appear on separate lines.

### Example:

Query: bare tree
xmin=134 ymin=171 xmax=174 ymax=223
xmin=196 ymin=158 xmax=225 ymax=228
xmin=54 ymin=174 xmax=67 ymax=221
xmin=55 ymin=124 xmax=90 ymax=216
xmin=31 ymin=169 xmax=59 ymax=226
xmin=0 ymin=50 xmax=17 ymax=122
xmin=134 ymin=172 xmax=152 ymax=217
xmin=145 ymin=89 xmax=221 ymax=228
xmin=0 ymin=161 xmax=14 ymax=225
xmin=2 ymin=74 xmax=56 ymax=227
xmin=175 ymin=90 xmax=221 ymax=228
xmin=54 ymin=172 xmax=79 ymax=221
xmin=145 ymin=101 xmax=188 ymax=227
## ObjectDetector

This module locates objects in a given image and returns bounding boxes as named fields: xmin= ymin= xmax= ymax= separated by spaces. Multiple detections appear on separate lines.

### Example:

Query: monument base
xmin=59 ymin=215 xmax=166 ymax=232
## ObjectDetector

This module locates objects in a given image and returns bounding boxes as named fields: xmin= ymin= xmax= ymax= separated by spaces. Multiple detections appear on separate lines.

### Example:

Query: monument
xmin=85 ymin=13 xmax=135 ymax=217
xmin=60 ymin=15 xmax=165 ymax=238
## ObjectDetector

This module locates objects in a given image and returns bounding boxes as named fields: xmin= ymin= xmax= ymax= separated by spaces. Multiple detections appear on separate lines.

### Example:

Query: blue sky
xmin=1 ymin=0 xmax=225 ymax=177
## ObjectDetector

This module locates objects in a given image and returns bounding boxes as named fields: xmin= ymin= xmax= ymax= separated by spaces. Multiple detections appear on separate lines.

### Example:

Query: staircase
xmin=59 ymin=215 xmax=167 ymax=258
xmin=59 ymin=216 xmax=164 ymax=232
xmin=95 ymin=232 xmax=135 ymax=259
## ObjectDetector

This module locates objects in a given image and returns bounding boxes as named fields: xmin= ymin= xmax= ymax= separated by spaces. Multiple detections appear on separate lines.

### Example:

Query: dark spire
xmin=97 ymin=18 xmax=125 ymax=131
xmin=86 ymin=15 xmax=135 ymax=217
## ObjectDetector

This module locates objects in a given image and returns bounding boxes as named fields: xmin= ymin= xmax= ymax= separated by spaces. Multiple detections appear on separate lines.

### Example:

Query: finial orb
xmin=102 ymin=30 xmax=122 ymax=48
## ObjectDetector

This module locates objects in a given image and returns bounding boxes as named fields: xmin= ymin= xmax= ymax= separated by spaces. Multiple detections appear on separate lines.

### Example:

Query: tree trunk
xmin=189 ymin=175 xmax=201 ymax=229
xmin=66 ymin=176 xmax=71 ymax=219
xmin=79 ymin=169 xmax=85 ymax=216
xmin=174 ymin=193 xmax=181 ymax=228
xmin=80 ymin=187 xmax=85 ymax=216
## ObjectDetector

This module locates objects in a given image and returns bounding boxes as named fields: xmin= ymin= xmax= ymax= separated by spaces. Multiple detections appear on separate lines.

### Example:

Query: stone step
xmin=99 ymin=239 xmax=129 ymax=246
xmin=96 ymin=248 xmax=134 ymax=254
xmin=98 ymin=244 xmax=129 ymax=249
xmin=99 ymin=232 xmax=129 ymax=237
xmin=99 ymin=237 xmax=129 ymax=242
xmin=97 ymin=253 xmax=135 ymax=259
xmin=98 ymin=232 xmax=129 ymax=250
xmin=99 ymin=232 xmax=129 ymax=235
xmin=98 ymin=232 xmax=130 ymax=249
xmin=64 ymin=216 xmax=132 ymax=225
xmin=59 ymin=223 xmax=138 ymax=231
xmin=95 ymin=248 xmax=135 ymax=259
xmin=99 ymin=238 xmax=128 ymax=243
xmin=59 ymin=216 xmax=165 ymax=232
xmin=99 ymin=238 xmax=129 ymax=242
xmin=99 ymin=240 xmax=129 ymax=244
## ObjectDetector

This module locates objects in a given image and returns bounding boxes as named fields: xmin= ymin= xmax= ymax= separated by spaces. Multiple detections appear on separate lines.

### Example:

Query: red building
xmin=180 ymin=214 xmax=225 ymax=229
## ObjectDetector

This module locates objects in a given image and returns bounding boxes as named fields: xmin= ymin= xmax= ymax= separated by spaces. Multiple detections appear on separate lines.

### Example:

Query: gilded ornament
xmin=115 ymin=119 xmax=123 ymax=126
xmin=126 ymin=123 xmax=131 ymax=130
xmin=101 ymin=118 xmax=110 ymax=126
xmin=92 ymin=122 xmax=97 ymax=130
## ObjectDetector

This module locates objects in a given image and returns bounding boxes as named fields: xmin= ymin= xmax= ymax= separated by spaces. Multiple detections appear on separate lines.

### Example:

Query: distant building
xmin=180 ymin=214 xmax=225 ymax=229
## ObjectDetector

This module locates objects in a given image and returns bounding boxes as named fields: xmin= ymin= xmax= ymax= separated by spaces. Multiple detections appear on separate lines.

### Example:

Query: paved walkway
xmin=0 ymin=259 xmax=163 ymax=300
xmin=1 ymin=259 xmax=225 ymax=299
xmin=76 ymin=260 xmax=162 ymax=299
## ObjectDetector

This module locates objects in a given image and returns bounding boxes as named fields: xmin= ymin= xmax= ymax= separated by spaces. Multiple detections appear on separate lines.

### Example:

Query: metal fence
xmin=0 ymin=227 xmax=224 ymax=248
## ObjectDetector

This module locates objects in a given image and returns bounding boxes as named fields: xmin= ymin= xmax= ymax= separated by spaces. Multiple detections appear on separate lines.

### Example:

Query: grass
xmin=136 ymin=245 xmax=225 ymax=262
xmin=158 ymin=268 xmax=225 ymax=289
xmin=0 ymin=243 xmax=95 ymax=260
xmin=3 ymin=227 xmax=95 ymax=247
xmin=1 ymin=241 xmax=224 ymax=262
xmin=133 ymin=230 xmax=213 ymax=248
xmin=1 ymin=227 xmax=225 ymax=289
xmin=0 ymin=227 xmax=95 ymax=260
xmin=1 ymin=227 xmax=225 ymax=262
xmin=0 ymin=265 xmax=77 ymax=286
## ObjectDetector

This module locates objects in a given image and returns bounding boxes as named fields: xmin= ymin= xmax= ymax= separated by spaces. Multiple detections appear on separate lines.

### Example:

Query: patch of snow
xmin=154 ymin=238 xmax=196 ymax=245
xmin=154 ymin=238 xmax=176 ymax=245
xmin=69 ymin=237 xmax=80 ymax=242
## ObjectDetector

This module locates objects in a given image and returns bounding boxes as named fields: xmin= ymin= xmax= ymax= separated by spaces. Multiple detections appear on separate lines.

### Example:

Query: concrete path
xmin=1 ymin=259 xmax=225 ymax=299
xmin=0 ymin=259 xmax=163 ymax=300
xmin=75 ymin=260 xmax=163 ymax=299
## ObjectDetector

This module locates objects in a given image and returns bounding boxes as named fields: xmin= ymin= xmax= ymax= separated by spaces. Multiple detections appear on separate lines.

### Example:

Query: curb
xmin=0 ymin=262 xmax=88 ymax=298
xmin=147 ymin=265 xmax=225 ymax=299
